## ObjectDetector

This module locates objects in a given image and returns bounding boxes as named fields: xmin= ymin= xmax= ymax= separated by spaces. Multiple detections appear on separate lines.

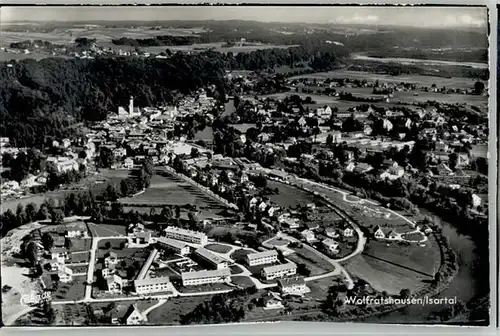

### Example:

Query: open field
xmin=339 ymin=86 xmax=487 ymax=107
xmin=141 ymin=42 xmax=297 ymax=54
xmin=344 ymin=254 xmax=431 ymax=295
xmin=266 ymin=180 xmax=319 ymax=208
xmin=67 ymin=238 xmax=92 ymax=252
xmin=96 ymin=240 xmax=135 ymax=259
xmin=52 ymin=275 xmax=87 ymax=302
xmin=88 ymin=223 xmax=127 ymax=237
xmin=287 ymin=247 xmax=335 ymax=276
xmin=352 ymin=54 xmax=488 ymax=69
xmin=230 ymin=265 xmax=244 ymax=275
xmin=146 ymin=295 xmax=211 ymax=325
xmin=231 ymin=276 xmax=255 ymax=288
xmin=307 ymin=276 xmax=341 ymax=300
xmin=289 ymin=70 xmax=484 ymax=88
xmin=204 ymin=243 xmax=232 ymax=254
xmin=230 ymin=248 xmax=255 ymax=262
xmin=119 ymin=172 xmax=224 ymax=211
xmin=266 ymin=237 xmax=290 ymax=247
xmin=362 ymin=236 xmax=441 ymax=276
xmin=0 ymin=27 xmax=207 ymax=46
xmin=67 ymin=252 xmax=91 ymax=264
xmin=0 ymin=51 xmax=71 ymax=62
xmin=1 ymin=169 xmax=130 ymax=214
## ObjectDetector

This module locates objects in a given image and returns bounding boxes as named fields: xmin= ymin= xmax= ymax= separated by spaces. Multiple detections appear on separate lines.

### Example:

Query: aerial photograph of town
xmin=0 ymin=5 xmax=491 ymax=327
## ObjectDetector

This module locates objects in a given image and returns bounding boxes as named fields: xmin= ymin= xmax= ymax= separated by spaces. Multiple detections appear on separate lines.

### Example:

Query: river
xmin=352 ymin=54 xmax=488 ymax=70
xmin=363 ymin=210 xmax=485 ymax=324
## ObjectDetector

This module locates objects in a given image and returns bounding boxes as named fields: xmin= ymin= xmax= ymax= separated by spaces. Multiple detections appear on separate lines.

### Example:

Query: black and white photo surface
xmin=0 ymin=5 xmax=491 ymax=327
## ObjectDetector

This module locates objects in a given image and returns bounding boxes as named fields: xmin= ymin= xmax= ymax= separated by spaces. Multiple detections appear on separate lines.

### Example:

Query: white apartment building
xmin=181 ymin=268 xmax=231 ymax=286
xmin=261 ymin=262 xmax=297 ymax=281
xmin=194 ymin=247 xmax=228 ymax=270
xmin=164 ymin=226 xmax=208 ymax=246
xmin=245 ymin=250 xmax=278 ymax=267
xmin=156 ymin=237 xmax=190 ymax=256
xmin=134 ymin=276 xmax=171 ymax=294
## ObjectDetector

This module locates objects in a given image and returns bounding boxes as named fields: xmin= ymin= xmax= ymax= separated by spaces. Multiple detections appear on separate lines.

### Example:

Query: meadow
xmin=119 ymin=172 xmax=224 ymax=210
xmin=289 ymin=69 xmax=484 ymax=89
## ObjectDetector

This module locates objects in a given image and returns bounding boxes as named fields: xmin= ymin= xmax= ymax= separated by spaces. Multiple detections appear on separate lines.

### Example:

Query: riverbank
xmin=266 ymin=174 xmax=459 ymax=323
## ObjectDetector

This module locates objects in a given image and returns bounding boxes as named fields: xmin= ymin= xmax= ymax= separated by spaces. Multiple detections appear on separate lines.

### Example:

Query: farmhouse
xmin=104 ymin=252 xmax=119 ymax=268
xmin=194 ymin=247 xmax=229 ymax=270
xmin=123 ymin=304 xmax=148 ymax=325
xmin=245 ymin=250 xmax=279 ymax=267
xmin=261 ymin=262 xmax=297 ymax=281
xmin=278 ymin=277 xmax=307 ymax=296
xmin=164 ymin=226 xmax=208 ymax=246
xmin=181 ymin=268 xmax=231 ymax=286
xmin=134 ymin=276 xmax=171 ymax=294
xmin=373 ymin=226 xmax=386 ymax=239
xmin=156 ymin=237 xmax=190 ymax=256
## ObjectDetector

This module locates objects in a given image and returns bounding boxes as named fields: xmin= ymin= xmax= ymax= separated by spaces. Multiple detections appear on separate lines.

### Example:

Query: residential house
xmin=472 ymin=194 xmax=482 ymax=208
xmin=278 ymin=277 xmax=307 ymax=296
xmin=343 ymin=228 xmax=354 ymax=237
xmin=387 ymin=231 xmax=399 ymax=240
xmin=325 ymin=228 xmax=339 ymax=238
xmin=354 ymin=163 xmax=373 ymax=174
xmin=373 ymin=226 xmax=386 ymax=239
xmin=58 ymin=266 xmax=73 ymax=283
xmin=102 ymin=268 xmax=115 ymax=278
xmin=380 ymin=165 xmax=405 ymax=180
xmin=262 ymin=293 xmax=283 ymax=310
xmin=123 ymin=304 xmax=148 ymax=325
xmin=51 ymin=247 xmax=68 ymax=264
xmin=124 ymin=157 xmax=134 ymax=169
xmin=300 ymin=229 xmax=316 ymax=243
xmin=322 ymin=238 xmax=339 ymax=254
xmin=106 ymin=274 xmax=124 ymax=294
xmin=104 ymin=252 xmax=119 ymax=269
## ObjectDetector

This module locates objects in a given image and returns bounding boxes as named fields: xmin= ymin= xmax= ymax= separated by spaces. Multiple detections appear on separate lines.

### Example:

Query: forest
xmin=0 ymin=45 xmax=345 ymax=147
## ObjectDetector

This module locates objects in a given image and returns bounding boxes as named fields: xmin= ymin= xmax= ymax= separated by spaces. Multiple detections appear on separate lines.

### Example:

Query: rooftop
xmin=195 ymin=247 xmax=227 ymax=265
xmin=181 ymin=268 xmax=230 ymax=281
xmin=246 ymin=250 xmax=278 ymax=260
xmin=262 ymin=262 xmax=297 ymax=274
xmin=134 ymin=276 xmax=170 ymax=287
